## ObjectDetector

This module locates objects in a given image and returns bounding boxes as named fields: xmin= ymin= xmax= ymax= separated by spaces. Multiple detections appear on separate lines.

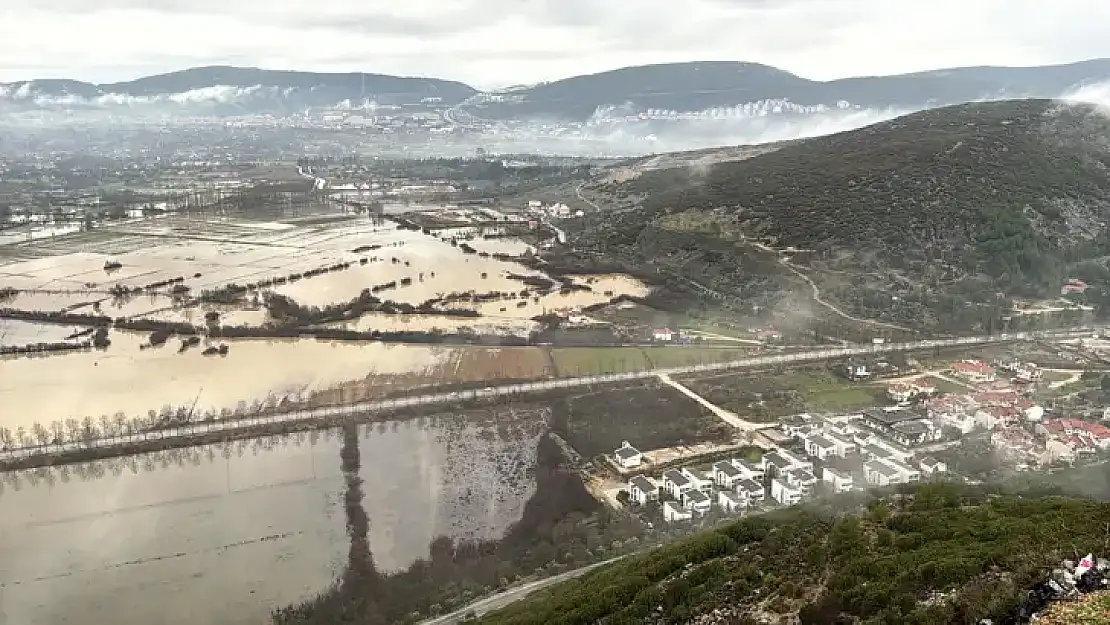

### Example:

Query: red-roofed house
xmin=1062 ymin=279 xmax=1089 ymax=295
xmin=950 ymin=360 xmax=997 ymax=383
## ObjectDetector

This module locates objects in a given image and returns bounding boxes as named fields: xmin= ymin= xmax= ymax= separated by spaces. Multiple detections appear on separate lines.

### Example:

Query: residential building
xmin=683 ymin=487 xmax=712 ymax=514
xmin=663 ymin=500 xmax=692 ymax=523
xmin=889 ymin=419 xmax=939 ymax=447
xmin=802 ymin=434 xmax=839 ymax=461
xmin=845 ymin=359 xmax=871 ymax=380
xmin=652 ymin=328 xmax=674 ymax=342
xmin=771 ymin=478 xmax=803 ymax=505
xmin=732 ymin=458 xmax=765 ymax=482
xmin=628 ymin=475 xmax=658 ymax=506
xmin=786 ymin=468 xmax=818 ymax=495
xmin=680 ymin=468 xmax=714 ymax=494
xmin=712 ymin=460 xmax=743 ymax=489
xmin=735 ymin=479 xmax=765 ymax=506
xmin=822 ymin=467 xmax=854 ymax=493
xmin=825 ymin=432 xmax=858 ymax=457
xmin=613 ymin=441 xmax=643 ymax=469
xmin=718 ymin=490 xmax=745 ymax=513
xmin=887 ymin=380 xmax=937 ymax=403
xmin=662 ymin=469 xmax=693 ymax=500
xmin=780 ymin=414 xmax=815 ymax=439
xmin=862 ymin=407 xmax=925 ymax=436
xmin=864 ymin=459 xmax=902 ymax=486
xmin=888 ymin=459 xmax=921 ymax=482
xmin=950 ymin=360 xmax=997 ymax=383
xmin=761 ymin=448 xmax=813 ymax=478
xmin=865 ymin=458 xmax=920 ymax=485
xmin=918 ymin=457 xmax=947 ymax=476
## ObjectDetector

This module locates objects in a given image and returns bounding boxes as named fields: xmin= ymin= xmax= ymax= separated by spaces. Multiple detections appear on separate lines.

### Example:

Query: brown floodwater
xmin=0 ymin=331 xmax=453 ymax=432
xmin=0 ymin=412 xmax=544 ymax=625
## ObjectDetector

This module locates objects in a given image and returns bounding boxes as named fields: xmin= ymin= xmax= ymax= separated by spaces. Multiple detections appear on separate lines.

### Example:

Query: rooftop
xmin=685 ymin=489 xmax=711 ymax=505
xmin=629 ymin=475 xmax=656 ymax=493
xmin=615 ymin=445 xmax=641 ymax=460
xmin=663 ymin=469 xmax=690 ymax=487
xmin=737 ymin=479 xmax=764 ymax=493
xmin=865 ymin=459 xmax=902 ymax=478
xmin=713 ymin=460 xmax=742 ymax=478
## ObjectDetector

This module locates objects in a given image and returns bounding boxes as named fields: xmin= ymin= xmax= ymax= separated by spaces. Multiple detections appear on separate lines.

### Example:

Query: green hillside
xmin=477 ymin=483 xmax=1110 ymax=624
xmin=580 ymin=99 xmax=1110 ymax=330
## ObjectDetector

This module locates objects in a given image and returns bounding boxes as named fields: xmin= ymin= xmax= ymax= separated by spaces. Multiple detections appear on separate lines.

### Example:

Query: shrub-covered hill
xmin=581 ymin=99 xmax=1110 ymax=330
xmin=476 ymin=484 xmax=1110 ymax=625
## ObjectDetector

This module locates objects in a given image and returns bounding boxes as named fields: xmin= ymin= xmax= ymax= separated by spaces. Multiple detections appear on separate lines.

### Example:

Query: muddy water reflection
xmin=0 ymin=433 xmax=347 ymax=625
xmin=0 ymin=332 xmax=453 ymax=431
xmin=0 ymin=413 xmax=544 ymax=624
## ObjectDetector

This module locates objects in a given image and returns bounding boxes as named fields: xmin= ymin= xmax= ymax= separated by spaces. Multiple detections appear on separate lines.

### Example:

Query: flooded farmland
xmin=0 ymin=409 xmax=546 ymax=624
xmin=0 ymin=209 xmax=649 ymax=432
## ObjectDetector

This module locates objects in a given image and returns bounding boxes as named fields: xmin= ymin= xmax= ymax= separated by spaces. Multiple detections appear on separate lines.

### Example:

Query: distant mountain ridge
xmin=2 ymin=59 xmax=1110 ymax=119
xmin=0 ymin=65 xmax=477 ymax=113
xmin=475 ymin=59 xmax=1110 ymax=120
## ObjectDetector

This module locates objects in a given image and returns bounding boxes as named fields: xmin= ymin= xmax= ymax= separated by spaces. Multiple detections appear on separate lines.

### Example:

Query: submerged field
xmin=0 ymin=208 xmax=657 ymax=434
xmin=0 ymin=408 xmax=547 ymax=624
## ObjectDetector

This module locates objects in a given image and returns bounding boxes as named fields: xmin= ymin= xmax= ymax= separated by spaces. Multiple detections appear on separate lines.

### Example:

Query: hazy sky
xmin=1 ymin=0 xmax=1108 ymax=88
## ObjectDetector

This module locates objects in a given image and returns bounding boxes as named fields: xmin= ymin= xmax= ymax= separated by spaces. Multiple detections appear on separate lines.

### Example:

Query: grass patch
xmin=640 ymin=346 xmax=754 ymax=369
xmin=552 ymin=382 xmax=732 ymax=457
xmin=679 ymin=367 xmax=886 ymax=422
xmin=550 ymin=347 xmax=652 ymax=376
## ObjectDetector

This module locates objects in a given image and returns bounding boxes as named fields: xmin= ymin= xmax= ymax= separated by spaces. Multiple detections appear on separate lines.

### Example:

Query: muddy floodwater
xmin=0 ymin=212 xmax=649 ymax=431
xmin=0 ymin=412 xmax=544 ymax=624
xmin=0 ymin=331 xmax=455 ymax=431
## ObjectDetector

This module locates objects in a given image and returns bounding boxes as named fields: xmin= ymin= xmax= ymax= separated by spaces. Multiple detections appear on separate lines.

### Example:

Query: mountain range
xmin=3 ymin=59 xmax=1110 ymax=121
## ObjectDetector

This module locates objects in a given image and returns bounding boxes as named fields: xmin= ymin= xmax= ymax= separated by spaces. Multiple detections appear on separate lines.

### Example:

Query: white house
xmin=684 ymin=487 xmax=712 ymax=514
xmin=771 ymin=478 xmax=803 ymax=506
xmin=663 ymin=500 xmax=692 ymax=523
xmin=736 ymin=479 xmax=765 ymax=506
xmin=732 ymin=459 xmax=765 ymax=482
xmin=761 ymin=448 xmax=812 ymax=478
xmin=652 ymin=328 xmax=674 ymax=342
xmin=825 ymin=432 xmax=858 ymax=457
xmin=718 ymin=490 xmax=745 ymax=513
xmin=802 ymin=434 xmax=839 ymax=461
xmin=919 ymin=456 xmax=948 ymax=476
xmin=662 ymin=469 xmax=693 ymax=500
xmin=713 ymin=460 xmax=744 ymax=489
xmin=888 ymin=459 xmax=921 ymax=483
xmin=864 ymin=459 xmax=901 ymax=486
xmin=628 ymin=475 xmax=658 ymax=506
xmin=864 ymin=458 xmax=920 ymax=486
xmin=822 ymin=467 xmax=854 ymax=493
xmin=613 ymin=441 xmax=643 ymax=469
xmin=785 ymin=468 xmax=818 ymax=495
xmin=680 ymin=468 xmax=714 ymax=494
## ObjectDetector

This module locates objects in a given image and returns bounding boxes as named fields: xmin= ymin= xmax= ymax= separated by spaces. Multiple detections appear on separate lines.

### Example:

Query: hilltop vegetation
xmin=578 ymin=99 xmax=1110 ymax=331
xmin=477 ymin=482 xmax=1110 ymax=625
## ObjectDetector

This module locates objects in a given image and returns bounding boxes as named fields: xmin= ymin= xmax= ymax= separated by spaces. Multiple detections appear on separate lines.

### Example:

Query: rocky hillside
xmin=577 ymin=99 xmax=1110 ymax=331
xmin=476 ymin=483 xmax=1110 ymax=625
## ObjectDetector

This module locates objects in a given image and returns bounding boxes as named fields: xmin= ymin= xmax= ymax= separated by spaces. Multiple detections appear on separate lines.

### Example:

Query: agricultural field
xmin=677 ymin=366 xmax=886 ymax=422
xmin=548 ymin=346 xmax=757 ymax=377
xmin=0 ymin=206 xmax=651 ymax=433
xmin=551 ymin=382 xmax=733 ymax=457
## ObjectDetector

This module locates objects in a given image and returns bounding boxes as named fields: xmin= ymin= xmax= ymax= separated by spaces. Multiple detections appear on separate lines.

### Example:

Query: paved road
xmin=419 ymin=557 xmax=623 ymax=625
xmin=0 ymin=328 xmax=1095 ymax=462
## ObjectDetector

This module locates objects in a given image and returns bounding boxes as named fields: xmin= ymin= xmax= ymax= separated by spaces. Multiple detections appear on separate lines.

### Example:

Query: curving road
xmin=0 ymin=328 xmax=1095 ymax=463
xmin=419 ymin=557 xmax=624 ymax=625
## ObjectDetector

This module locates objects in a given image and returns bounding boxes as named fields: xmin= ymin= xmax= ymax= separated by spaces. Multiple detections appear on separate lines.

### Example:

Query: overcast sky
xmin=2 ymin=0 xmax=1109 ymax=88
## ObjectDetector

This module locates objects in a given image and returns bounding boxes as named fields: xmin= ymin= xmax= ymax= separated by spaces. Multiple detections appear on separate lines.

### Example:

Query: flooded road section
xmin=0 ymin=411 xmax=545 ymax=624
